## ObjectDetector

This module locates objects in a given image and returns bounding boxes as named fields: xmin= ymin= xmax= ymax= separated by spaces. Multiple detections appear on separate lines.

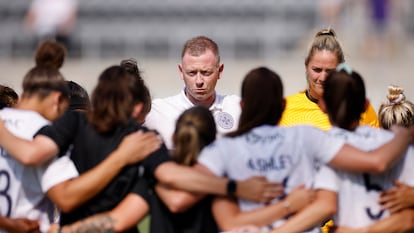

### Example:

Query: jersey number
xmin=363 ymin=173 xmax=384 ymax=220
xmin=0 ymin=170 xmax=12 ymax=217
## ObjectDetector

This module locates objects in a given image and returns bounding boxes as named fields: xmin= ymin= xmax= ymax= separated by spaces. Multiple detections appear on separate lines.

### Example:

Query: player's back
xmin=323 ymin=126 xmax=414 ymax=227
xmin=198 ymin=124 xmax=344 ymax=229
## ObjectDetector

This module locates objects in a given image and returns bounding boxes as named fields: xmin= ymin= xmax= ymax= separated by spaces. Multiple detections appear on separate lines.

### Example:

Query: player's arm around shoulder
xmin=49 ymin=194 xmax=149 ymax=233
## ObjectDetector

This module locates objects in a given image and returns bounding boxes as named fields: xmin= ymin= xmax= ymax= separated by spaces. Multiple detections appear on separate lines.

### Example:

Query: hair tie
xmin=389 ymin=93 xmax=404 ymax=105
xmin=336 ymin=63 xmax=352 ymax=75
xmin=317 ymin=28 xmax=336 ymax=37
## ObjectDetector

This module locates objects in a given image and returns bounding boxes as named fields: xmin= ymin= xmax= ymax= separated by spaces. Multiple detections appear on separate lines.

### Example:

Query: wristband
xmin=226 ymin=179 xmax=237 ymax=196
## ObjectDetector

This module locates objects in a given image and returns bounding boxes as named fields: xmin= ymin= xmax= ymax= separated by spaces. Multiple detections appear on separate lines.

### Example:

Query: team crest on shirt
xmin=214 ymin=111 xmax=234 ymax=129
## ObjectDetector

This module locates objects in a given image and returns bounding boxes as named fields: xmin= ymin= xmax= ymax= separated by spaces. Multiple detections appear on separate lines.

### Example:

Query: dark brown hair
xmin=66 ymin=80 xmax=90 ymax=112
xmin=88 ymin=65 xmax=149 ymax=133
xmin=120 ymin=58 xmax=151 ymax=123
xmin=35 ymin=40 xmax=67 ymax=69
xmin=323 ymin=69 xmax=366 ymax=130
xmin=0 ymin=85 xmax=18 ymax=109
xmin=228 ymin=67 xmax=284 ymax=137
xmin=22 ymin=66 xmax=69 ymax=101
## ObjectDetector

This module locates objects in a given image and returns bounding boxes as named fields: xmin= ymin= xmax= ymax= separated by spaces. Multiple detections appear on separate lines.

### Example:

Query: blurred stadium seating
xmin=0 ymin=0 xmax=319 ymax=59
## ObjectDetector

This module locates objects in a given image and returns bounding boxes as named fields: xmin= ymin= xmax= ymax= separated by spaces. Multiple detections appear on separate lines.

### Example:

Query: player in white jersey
xmin=269 ymin=65 xmax=414 ymax=233
xmin=0 ymin=108 xmax=80 ymax=233
xmin=330 ymin=87 xmax=414 ymax=233
xmin=0 ymin=65 xmax=279 ymax=233
xmin=144 ymin=36 xmax=241 ymax=149
xmin=0 ymin=66 xmax=78 ymax=233
xmin=197 ymin=67 xmax=413 ymax=233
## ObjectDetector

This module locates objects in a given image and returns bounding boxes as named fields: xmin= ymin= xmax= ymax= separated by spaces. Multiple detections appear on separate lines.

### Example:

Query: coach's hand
xmin=237 ymin=176 xmax=284 ymax=203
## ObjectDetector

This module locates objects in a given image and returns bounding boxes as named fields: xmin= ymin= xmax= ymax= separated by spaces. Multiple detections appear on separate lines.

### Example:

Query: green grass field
xmin=137 ymin=215 xmax=150 ymax=233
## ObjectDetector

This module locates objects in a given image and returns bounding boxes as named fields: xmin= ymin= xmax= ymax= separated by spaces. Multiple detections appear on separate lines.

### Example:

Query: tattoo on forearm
xmin=62 ymin=215 xmax=116 ymax=233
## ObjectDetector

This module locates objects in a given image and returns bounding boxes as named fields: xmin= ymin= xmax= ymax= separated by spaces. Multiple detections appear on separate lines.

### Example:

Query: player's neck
xmin=305 ymin=89 xmax=319 ymax=103
xmin=16 ymin=98 xmax=41 ymax=112
xmin=16 ymin=97 xmax=50 ymax=119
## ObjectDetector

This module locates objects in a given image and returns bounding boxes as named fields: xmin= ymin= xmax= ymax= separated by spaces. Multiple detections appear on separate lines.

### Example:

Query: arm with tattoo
xmin=49 ymin=214 xmax=115 ymax=233
xmin=49 ymin=194 xmax=149 ymax=233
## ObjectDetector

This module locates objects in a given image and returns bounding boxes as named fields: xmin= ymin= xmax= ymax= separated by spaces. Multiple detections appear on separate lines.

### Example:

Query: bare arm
xmin=269 ymin=189 xmax=336 ymax=233
xmin=334 ymin=209 xmax=414 ymax=233
xmin=213 ymin=185 xmax=312 ymax=231
xmin=48 ymin=194 xmax=149 ymax=233
xmin=154 ymin=163 xmax=211 ymax=213
xmin=329 ymin=126 xmax=412 ymax=173
xmin=0 ymin=121 xmax=58 ymax=165
xmin=155 ymin=183 xmax=205 ymax=213
xmin=155 ymin=162 xmax=282 ymax=203
xmin=47 ymin=131 xmax=161 ymax=212
xmin=0 ymin=216 xmax=40 ymax=233
xmin=1 ymin=117 xmax=161 ymax=212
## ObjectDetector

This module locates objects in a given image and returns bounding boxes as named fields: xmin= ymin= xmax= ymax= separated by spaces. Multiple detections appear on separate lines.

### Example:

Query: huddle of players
xmin=1 ymin=29 xmax=414 ymax=233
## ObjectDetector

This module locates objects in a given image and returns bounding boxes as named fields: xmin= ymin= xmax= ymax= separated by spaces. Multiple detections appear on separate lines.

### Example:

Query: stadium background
xmin=1 ymin=1 xmax=414 ymax=110
xmin=1 ymin=1 xmax=414 ymax=232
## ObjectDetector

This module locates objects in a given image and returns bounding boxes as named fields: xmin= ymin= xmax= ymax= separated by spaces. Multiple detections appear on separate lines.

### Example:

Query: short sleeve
xmin=40 ymin=155 xmax=79 ymax=192
xmin=141 ymin=143 xmax=172 ymax=175
xmin=307 ymin=127 xmax=345 ymax=164
xmin=36 ymin=110 xmax=80 ymax=157
xmin=129 ymin=177 xmax=151 ymax=204
xmin=313 ymin=165 xmax=340 ymax=193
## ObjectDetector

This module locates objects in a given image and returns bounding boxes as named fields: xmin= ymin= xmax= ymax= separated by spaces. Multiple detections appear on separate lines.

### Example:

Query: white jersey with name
xmin=0 ymin=108 xmax=79 ymax=233
xmin=314 ymin=126 xmax=414 ymax=228
xmin=144 ymin=89 xmax=241 ymax=149
xmin=198 ymin=125 xmax=345 ymax=230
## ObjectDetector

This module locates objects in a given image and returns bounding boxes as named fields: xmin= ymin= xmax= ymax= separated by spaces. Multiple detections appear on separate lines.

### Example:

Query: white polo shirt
xmin=144 ymin=89 xmax=241 ymax=149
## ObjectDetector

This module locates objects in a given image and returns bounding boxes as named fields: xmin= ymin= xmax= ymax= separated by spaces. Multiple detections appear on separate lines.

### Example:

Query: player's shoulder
xmin=356 ymin=125 xmax=393 ymax=140
xmin=1 ymin=108 xmax=47 ymax=124
xmin=281 ymin=124 xmax=323 ymax=135
xmin=153 ymin=93 xmax=179 ymax=104
xmin=283 ymin=91 xmax=313 ymax=112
